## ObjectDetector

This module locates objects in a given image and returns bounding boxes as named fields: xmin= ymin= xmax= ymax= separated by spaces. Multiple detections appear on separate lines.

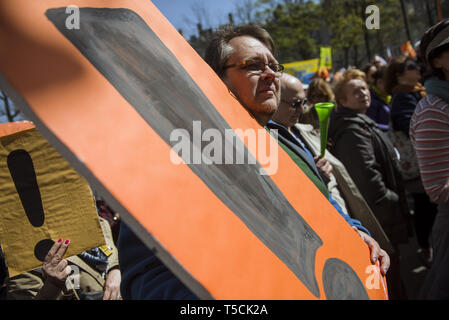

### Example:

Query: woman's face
xmin=340 ymin=79 xmax=371 ymax=114
xmin=398 ymin=60 xmax=421 ymax=86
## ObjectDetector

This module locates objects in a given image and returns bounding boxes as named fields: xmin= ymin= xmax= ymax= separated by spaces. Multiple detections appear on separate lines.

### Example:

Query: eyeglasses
xmin=224 ymin=59 xmax=284 ymax=77
xmin=281 ymin=98 xmax=308 ymax=109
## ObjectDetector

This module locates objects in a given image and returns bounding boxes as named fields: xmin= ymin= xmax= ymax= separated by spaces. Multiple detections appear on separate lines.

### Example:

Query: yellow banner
xmin=283 ymin=58 xmax=319 ymax=84
xmin=320 ymin=47 xmax=332 ymax=69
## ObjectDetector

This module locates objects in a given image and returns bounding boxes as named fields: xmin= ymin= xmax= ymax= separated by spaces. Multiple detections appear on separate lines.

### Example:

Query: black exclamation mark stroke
xmin=7 ymin=149 xmax=54 ymax=261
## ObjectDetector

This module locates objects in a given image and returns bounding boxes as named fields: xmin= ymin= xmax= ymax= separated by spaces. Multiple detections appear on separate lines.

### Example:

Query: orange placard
xmin=0 ymin=0 xmax=387 ymax=299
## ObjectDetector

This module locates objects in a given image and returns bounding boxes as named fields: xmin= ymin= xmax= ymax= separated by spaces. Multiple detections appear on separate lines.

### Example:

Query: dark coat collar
xmin=266 ymin=121 xmax=324 ymax=183
xmin=333 ymin=107 xmax=377 ymax=127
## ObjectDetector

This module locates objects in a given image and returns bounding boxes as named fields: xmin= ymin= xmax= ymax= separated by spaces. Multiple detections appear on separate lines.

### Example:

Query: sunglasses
xmin=281 ymin=98 xmax=308 ymax=109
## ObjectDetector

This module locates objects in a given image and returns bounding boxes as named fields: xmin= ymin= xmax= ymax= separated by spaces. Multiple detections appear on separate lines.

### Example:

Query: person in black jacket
xmin=329 ymin=68 xmax=412 ymax=300
xmin=385 ymin=56 xmax=438 ymax=267
xmin=385 ymin=56 xmax=425 ymax=137
xmin=366 ymin=66 xmax=391 ymax=132
xmin=0 ymin=247 xmax=7 ymax=299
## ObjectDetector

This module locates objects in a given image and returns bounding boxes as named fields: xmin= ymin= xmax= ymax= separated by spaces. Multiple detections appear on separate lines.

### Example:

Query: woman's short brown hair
xmin=333 ymin=69 xmax=366 ymax=108
xmin=307 ymin=79 xmax=335 ymax=103
xmin=384 ymin=56 xmax=411 ymax=95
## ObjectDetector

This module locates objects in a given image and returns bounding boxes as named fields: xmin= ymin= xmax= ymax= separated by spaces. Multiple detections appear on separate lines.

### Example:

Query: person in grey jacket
xmin=328 ymin=68 xmax=412 ymax=300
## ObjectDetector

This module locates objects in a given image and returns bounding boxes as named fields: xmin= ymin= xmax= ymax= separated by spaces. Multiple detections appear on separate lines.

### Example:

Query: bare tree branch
xmin=0 ymin=90 xmax=22 ymax=122
xmin=182 ymin=1 xmax=214 ymax=36
xmin=4 ymin=93 xmax=14 ymax=122
xmin=233 ymin=0 xmax=259 ymax=24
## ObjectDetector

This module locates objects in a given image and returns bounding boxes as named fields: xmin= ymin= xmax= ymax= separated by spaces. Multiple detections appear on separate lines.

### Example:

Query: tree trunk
xmin=375 ymin=31 xmax=386 ymax=60
xmin=400 ymin=0 xmax=412 ymax=41
xmin=344 ymin=47 xmax=350 ymax=68
xmin=4 ymin=94 xmax=14 ymax=122
xmin=353 ymin=44 xmax=359 ymax=67
xmin=425 ymin=0 xmax=434 ymax=26
xmin=436 ymin=0 xmax=443 ymax=21
xmin=1 ymin=91 xmax=19 ymax=122
xmin=361 ymin=0 xmax=371 ymax=62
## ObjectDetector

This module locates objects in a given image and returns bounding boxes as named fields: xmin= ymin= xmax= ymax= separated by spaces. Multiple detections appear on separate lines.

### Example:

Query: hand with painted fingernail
xmin=42 ymin=238 xmax=72 ymax=287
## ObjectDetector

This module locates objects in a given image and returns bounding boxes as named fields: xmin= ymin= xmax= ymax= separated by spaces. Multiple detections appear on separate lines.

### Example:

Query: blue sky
xmin=152 ymin=0 xmax=239 ymax=38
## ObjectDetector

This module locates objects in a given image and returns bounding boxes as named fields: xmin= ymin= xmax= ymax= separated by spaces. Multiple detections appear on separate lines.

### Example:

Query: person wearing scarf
xmin=385 ymin=56 xmax=439 ymax=270
xmin=410 ymin=19 xmax=449 ymax=300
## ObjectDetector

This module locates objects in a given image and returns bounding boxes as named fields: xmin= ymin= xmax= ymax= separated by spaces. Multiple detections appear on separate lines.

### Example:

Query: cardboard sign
xmin=0 ymin=0 xmax=388 ymax=299
xmin=0 ymin=122 xmax=105 ymax=277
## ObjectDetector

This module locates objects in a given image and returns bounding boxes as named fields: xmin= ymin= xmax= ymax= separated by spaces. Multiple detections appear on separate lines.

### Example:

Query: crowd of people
xmin=305 ymin=19 xmax=449 ymax=299
xmin=0 ymin=18 xmax=448 ymax=300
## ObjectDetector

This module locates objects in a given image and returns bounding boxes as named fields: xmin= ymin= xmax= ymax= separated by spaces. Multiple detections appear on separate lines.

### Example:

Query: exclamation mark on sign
xmin=7 ymin=149 xmax=54 ymax=261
